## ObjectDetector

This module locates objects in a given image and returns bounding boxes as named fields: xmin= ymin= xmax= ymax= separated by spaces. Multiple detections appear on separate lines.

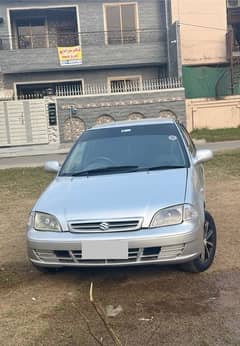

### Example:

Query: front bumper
xmin=27 ymin=221 xmax=203 ymax=267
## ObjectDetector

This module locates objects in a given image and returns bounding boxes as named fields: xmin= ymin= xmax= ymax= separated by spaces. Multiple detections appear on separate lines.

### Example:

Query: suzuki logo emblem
xmin=99 ymin=222 xmax=110 ymax=231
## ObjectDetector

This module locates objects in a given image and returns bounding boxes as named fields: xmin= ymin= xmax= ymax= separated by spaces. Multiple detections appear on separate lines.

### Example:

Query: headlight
xmin=150 ymin=204 xmax=198 ymax=228
xmin=150 ymin=205 xmax=183 ymax=228
xmin=34 ymin=212 xmax=62 ymax=232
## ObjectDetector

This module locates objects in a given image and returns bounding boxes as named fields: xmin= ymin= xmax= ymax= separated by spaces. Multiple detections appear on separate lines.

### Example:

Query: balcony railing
xmin=0 ymin=29 xmax=166 ymax=51
xmin=17 ymin=78 xmax=183 ymax=100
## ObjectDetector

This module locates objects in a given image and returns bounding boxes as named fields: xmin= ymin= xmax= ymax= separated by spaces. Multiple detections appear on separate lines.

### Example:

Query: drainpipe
xmin=176 ymin=21 xmax=183 ymax=78
xmin=230 ymin=30 xmax=234 ymax=95
xmin=165 ymin=0 xmax=172 ymax=77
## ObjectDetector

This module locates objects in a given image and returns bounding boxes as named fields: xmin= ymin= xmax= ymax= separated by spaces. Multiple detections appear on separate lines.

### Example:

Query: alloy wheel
xmin=200 ymin=219 xmax=215 ymax=263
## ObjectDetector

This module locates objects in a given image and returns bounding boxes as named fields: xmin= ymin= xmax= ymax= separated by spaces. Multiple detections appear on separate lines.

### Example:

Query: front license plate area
xmin=82 ymin=240 xmax=128 ymax=260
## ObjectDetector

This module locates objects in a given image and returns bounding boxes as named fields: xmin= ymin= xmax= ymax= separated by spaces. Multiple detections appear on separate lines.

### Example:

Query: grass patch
xmin=205 ymin=149 xmax=240 ymax=178
xmin=191 ymin=127 xmax=240 ymax=142
xmin=0 ymin=167 xmax=54 ymax=197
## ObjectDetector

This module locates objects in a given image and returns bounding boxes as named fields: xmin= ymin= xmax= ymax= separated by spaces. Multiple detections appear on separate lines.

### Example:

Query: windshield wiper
xmin=142 ymin=165 xmax=185 ymax=171
xmin=62 ymin=165 xmax=185 ymax=177
xmin=70 ymin=165 xmax=140 ymax=176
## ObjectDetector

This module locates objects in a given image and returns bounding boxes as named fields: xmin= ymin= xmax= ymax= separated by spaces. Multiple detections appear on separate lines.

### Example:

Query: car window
xmin=60 ymin=124 xmax=190 ymax=175
xmin=179 ymin=124 xmax=196 ymax=156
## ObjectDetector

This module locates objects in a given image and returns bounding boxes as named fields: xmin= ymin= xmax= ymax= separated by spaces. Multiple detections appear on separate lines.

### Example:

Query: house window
xmin=104 ymin=3 xmax=138 ymax=45
xmin=10 ymin=8 xmax=79 ymax=49
xmin=16 ymin=18 xmax=47 ymax=49
xmin=109 ymin=76 xmax=141 ymax=93
xmin=16 ymin=80 xmax=83 ymax=99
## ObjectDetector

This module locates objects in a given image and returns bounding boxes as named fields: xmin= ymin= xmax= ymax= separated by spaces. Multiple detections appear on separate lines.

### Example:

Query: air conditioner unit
xmin=228 ymin=0 xmax=240 ymax=8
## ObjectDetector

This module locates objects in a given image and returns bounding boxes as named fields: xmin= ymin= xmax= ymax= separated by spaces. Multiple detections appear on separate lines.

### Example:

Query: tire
xmin=31 ymin=262 xmax=62 ymax=274
xmin=181 ymin=211 xmax=217 ymax=273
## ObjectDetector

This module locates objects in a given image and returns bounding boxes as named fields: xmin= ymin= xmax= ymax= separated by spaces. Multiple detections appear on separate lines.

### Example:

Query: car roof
xmin=89 ymin=118 xmax=176 ymax=131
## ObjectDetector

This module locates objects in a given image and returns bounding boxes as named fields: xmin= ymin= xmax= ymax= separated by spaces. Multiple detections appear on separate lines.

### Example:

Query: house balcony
xmin=227 ymin=4 xmax=240 ymax=60
xmin=227 ymin=30 xmax=237 ymax=59
xmin=16 ymin=77 xmax=183 ymax=100
xmin=226 ymin=30 xmax=240 ymax=61
xmin=0 ymin=30 xmax=167 ymax=74
xmin=216 ymin=31 xmax=240 ymax=98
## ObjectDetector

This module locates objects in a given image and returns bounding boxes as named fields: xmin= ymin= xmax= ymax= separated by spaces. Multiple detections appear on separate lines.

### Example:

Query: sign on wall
xmin=58 ymin=46 xmax=82 ymax=66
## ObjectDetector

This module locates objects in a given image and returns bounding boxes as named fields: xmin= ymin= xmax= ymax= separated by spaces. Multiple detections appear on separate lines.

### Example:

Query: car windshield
xmin=60 ymin=123 xmax=189 ymax=176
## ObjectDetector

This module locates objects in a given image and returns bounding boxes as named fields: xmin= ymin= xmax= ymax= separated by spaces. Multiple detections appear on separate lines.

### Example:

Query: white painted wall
xmin=171 ymin=0 xmax=227 ymax=65
xmin=186 ymin=96 xmax=240 ymax=131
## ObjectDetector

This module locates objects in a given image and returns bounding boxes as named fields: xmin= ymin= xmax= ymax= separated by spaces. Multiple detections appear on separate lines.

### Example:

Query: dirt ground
xmin=0 ymin=152 xmax=240 ymax=346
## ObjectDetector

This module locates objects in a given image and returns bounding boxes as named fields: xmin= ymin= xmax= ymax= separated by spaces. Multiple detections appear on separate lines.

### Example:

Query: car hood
xmin=34 ymin=169 xmax=187 ymax=228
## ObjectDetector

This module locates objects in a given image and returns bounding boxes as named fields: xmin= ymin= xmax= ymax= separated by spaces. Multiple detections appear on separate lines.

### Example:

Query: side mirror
xmin=44 ymin=161 xmax=61 ymax=173
xmin=193 ymin=149 xmax=213 ymax=165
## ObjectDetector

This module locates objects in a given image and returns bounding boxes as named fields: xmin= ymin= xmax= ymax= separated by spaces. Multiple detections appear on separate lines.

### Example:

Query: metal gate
xmin=0 ymin=99 xmax=49 ymax=146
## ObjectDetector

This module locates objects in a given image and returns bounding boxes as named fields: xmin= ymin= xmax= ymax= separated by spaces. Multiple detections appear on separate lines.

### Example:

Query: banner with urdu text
xmin=58 ymin=46 xmax=82 ymax=66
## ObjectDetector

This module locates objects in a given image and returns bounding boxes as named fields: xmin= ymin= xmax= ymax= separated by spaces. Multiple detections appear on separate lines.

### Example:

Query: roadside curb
xmin=193 ymin=139 xmax=207 ymax=145
xmin=0 ymin=145 xmax=71 ymax=159
xmin=0 ymin=148 xmax=69 ymax=159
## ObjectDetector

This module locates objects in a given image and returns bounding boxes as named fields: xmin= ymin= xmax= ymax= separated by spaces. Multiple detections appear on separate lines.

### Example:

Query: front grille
xmin=34 ymin=244 xmax=185 ymax=265
xmin=68 ymin=218 xmax=142 ymax=233
xmin=34 ymin=247 xmax=161 ymax=264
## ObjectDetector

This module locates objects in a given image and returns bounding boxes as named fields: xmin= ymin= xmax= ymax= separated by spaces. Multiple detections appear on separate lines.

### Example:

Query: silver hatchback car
xmin=27 ymin=119 xmax=217 ymax=273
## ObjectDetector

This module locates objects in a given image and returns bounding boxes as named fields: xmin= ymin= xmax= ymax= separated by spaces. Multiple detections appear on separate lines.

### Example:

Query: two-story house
xmin=0 ymin=0 xmax=185 ymax=146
